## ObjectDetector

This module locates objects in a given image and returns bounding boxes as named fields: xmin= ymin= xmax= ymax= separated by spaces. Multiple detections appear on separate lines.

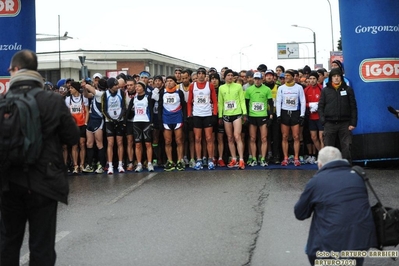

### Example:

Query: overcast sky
xmin=36 ymin=0 xmax=341 ymax=71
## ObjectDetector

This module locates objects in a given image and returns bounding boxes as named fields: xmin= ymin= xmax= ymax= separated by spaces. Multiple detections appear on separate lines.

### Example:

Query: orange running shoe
xmin=227 ymin=159 xmax=238 ymax=168
xmin=238 ymin=159 xmax=245 ymax=170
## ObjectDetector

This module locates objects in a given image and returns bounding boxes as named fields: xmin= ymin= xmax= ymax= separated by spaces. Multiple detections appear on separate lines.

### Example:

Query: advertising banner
xmin=0 ymin=0 xmax=36 ymax=94
xmin=339 ymin=0 xmax=399 ymax=160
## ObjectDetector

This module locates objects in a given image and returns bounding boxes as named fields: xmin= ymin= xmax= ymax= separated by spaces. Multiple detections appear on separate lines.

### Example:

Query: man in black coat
xmin=1 ymin=50 xmax=79 ymax=265
xmin=318 ymin=68 xmax=357 ymax=163
xmin=295 ymin=146 xmax=377 ymax=266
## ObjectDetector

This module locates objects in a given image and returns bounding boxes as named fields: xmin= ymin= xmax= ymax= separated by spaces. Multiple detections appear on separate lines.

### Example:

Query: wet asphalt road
xmin=19 ymin=165 xmax=399 ymax=266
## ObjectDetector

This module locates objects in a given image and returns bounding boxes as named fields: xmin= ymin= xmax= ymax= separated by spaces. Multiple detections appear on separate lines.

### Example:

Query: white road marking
xmin=107 ymin=172 xmax=158 ymax=205
xmin=20 ymin=231 xmax=71 ymax=265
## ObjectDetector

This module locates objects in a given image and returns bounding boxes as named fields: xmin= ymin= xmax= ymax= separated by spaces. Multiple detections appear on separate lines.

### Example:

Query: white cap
xmin=92 ymin=73 xmax=103 ymax=79
xmin=253 ymin=72 xmax=262 ymax=79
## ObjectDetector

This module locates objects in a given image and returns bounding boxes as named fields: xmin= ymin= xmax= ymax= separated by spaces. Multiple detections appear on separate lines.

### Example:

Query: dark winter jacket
xmin=318 ymin=80 xmax=357 ymax=127
xmin=2 ymin=80 xmax=79 ymax=204
xmin=294 ymin=160 xmax=377 ymax=256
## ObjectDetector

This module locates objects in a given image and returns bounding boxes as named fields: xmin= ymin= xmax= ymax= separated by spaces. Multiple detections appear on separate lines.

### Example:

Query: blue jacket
xmin=294 ymin=160 xmax=377 ymax=256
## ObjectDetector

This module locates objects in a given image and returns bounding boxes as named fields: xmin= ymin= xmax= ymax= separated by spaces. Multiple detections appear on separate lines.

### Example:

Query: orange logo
xmin=360 ymin=58 xmax=399 ymax=82
xmin=0 ymin=0 xmax=20 ymax=17
xmin=0 ymin=77 xmax=10 ymax=94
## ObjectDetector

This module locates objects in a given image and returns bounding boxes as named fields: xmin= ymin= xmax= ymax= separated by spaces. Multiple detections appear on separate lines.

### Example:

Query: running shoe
xmin=281 ymin=159 xmax=288 ymax=166
xmin=246 ymin=157 xmax=253 ymax=165
xmin=152 ymin=159 xmax=158 ymax=166
xmin=208 ymin=161 xmax=215 ymax=170
xmin=294 ymin=159 xmax=301 ymax=167
xmin=147 ymin=162 xmax=154 ymax=172
xmin=202 ymin=157 xmax=208 ymax=166
xmin=194 ymin=160 xmax=203 ymax=170
xmin=238 ymin=160 xmax=245 ymax=170
xmin=118 ymin=165 xmax=125 ymax=173
xmin=183 ymin=157 xmax=189 ymax=166
xmin=288 ymin=155 xmax=294 ymax=164
xmin=260 ymin=159 xmax=268 ymax=167
xmin=189 ymin=159 xmax=196 ymax=168
xmin=227 ymin=159 xmax=238 ymax=168
xmin=248 ymin=159 xmax=257 ymax=167
xmin=72 ymin=165 xmax=79 ymax=174
xmin=95 ymin=164 xmax=104 ymax=174
xmin=135 ymin=164 xmax=143 ymax=173
xmin=217 ymin=159 xmax=226 ymax=167
xmin=127 ymin=163 xmax=134 ymax=171
xmin=107 ymin=166 xmax=114 ymax=175
xmin=82 ymin=165 xmax=94 ymax=173
xmin=299 ymin=156 xmax=305 ymax=165
xmin=164 ymin=161 xmax=175 ymax=172
xmin=79 ymin=165 xmax=84 ymax=173
xmin=176 ymin=161 xmax=185 ymax=171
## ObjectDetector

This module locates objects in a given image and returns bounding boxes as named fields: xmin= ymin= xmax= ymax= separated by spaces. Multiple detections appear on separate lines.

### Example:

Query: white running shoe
xmin=107 ymin=166 xmax=114 ymax=175
xmin=118 ymin=165 xmax=125 ymax=173
xmin=147 ymin=163 xmax=154 ymax=172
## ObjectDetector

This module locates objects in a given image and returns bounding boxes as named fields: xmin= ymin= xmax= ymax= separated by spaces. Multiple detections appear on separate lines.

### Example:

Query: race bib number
xmin=195 ymin=95 xmax=209 ymax=105
xmin=284 ymin=96 xmax=297 ymax=107
xmin=136 ymin=107 xmax=145 ymax=115
xmin=224 ymin=100 xmax=237 ymax=111
xmin=165 ymin=94 xmax=177 ymax=104
xmin=251 ymin=102 xmax=264 ymax=111
xmin=70 ymin=103 xmax=82 ymax=114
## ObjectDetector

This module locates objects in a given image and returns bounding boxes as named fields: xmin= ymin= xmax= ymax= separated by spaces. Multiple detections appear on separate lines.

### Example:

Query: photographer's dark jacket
xmin=1 ymin=74 xmax=79 ymax=204
xmin=294 ymin=160 xmax=377 ymax=256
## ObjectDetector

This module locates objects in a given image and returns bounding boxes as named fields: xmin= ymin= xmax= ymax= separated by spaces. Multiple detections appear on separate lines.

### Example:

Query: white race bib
xmin=251 ymin=102 xmax=264 ymax=111
xmin=224 ymin=100 xmax=237 ymax=111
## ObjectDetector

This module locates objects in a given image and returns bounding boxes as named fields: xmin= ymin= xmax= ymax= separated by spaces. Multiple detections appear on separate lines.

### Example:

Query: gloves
xmin=299 ymin=116 xmax=305 ymax=126
xmin=277 ymin=116 xmax=281 ymax=124
xmin=309 ymin=102 xmax=318 ymax=113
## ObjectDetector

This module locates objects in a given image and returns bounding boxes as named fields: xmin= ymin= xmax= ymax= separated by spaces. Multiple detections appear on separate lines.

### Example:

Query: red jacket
xmin=304 ymin=84 xmax=322 ymax=120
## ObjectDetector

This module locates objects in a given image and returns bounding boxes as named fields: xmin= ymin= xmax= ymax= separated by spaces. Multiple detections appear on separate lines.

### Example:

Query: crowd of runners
xmin=46 ymin=60 xmax=351 ymax=174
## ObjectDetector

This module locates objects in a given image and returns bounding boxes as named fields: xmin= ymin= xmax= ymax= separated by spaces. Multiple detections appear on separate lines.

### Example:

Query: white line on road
xmin=107 ymin=172 xmax=158 ymax=205
xmin=20 ymin=231 xmax=71 ymax=265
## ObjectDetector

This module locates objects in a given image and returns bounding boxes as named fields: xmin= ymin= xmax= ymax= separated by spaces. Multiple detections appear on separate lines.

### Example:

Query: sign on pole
xmin=277 ymin=43 xmax=299 ymax=59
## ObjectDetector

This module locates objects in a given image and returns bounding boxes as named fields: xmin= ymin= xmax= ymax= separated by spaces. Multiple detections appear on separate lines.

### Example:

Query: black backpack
xmin=0 ymin=87 xmax=43 ymax=170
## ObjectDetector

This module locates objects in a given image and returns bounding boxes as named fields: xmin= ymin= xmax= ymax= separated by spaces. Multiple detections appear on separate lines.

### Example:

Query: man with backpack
xmin=0 ymin=50 xmax=79 ymax=265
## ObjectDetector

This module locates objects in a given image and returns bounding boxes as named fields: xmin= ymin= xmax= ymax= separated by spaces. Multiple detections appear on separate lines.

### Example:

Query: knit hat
xmin=308 ymin=71 xmax=319 ymax=80
xmin=329 ymin=68 xmax=343 ymax=80
xmin=257 ymin=64 xmax=267 ymax=72
xmin=224 ymin=69 xmax=234 ymax=79
xmin=209 ymin=73 xmax=221 ymax=82
xmin=166 ymin=75 xmax=177 ymax=83
xmin=303 ymin=65 xmax=311 ymax=75
xmin=70 ymin=81 xmax=80 ymax=90
xmin=98 ymin=78 xmax=107 ymax=90
xmin=137 ymin=81 xmax=146 ymax=90
xmin=332 ymin=60 xmax=344 ymax=73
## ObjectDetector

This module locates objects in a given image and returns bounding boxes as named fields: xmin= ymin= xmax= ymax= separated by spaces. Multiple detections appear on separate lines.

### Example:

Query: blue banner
xmin=339 ymin=0 xmax=399 ymax=160
xmin=339 ymin=0 xmax=399 ymax=134
xmin=0 ymin=0 xmax=36 ymax=94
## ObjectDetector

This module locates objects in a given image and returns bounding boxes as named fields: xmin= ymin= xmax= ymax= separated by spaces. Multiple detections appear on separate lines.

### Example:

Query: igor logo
xmin=0 ymin=0 xmax=20 ymax=17
xmin=360 ymin=58 xmax=399 ymax=82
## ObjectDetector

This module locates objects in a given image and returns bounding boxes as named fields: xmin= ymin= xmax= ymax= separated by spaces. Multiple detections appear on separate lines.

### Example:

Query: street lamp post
xmin=292 ymin=25 xmax=317 ymax=66
xmin=239 ymin=44 xmax=252 ymax=70
xmin=36 ymin=15 xmax=72 ymax=80
xmin=326 ymin=0 xmax=334 ymax=51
